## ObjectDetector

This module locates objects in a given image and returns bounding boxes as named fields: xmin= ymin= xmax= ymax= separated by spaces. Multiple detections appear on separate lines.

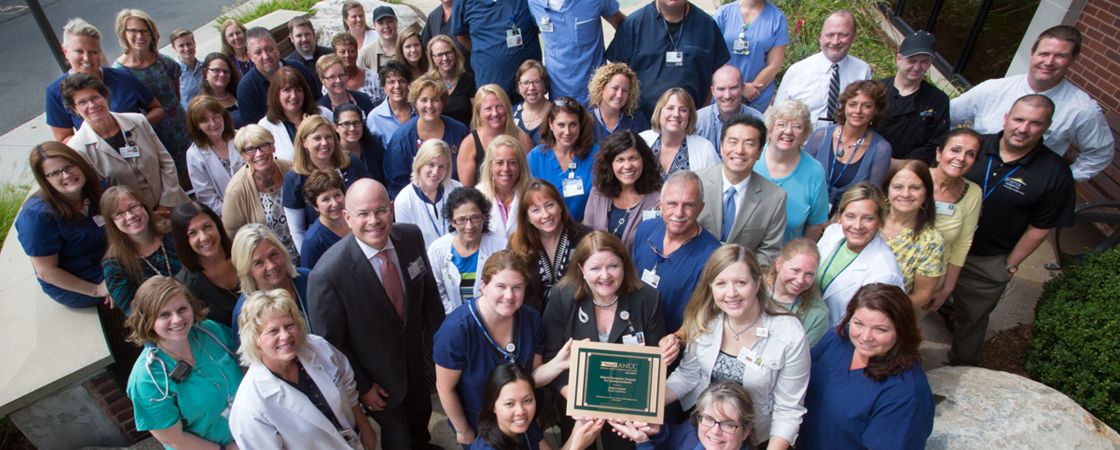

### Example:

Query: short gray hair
xmin=661 ymin=170 xmax=704 ymax=202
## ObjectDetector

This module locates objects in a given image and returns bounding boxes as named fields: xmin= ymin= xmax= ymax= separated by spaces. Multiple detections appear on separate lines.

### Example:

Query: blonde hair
xmin=293 ymin=115 xmax=349 ymax=175
xmin=587 ymin=62 xmax=640 ymax=114
xmin=237 ymin=289 xmax=309 ymax=365
xmin=231 ymin=224 xmax=298 ymax=293
xmin=425 ymin=35 xmax=464 ymax=79
xmin=471 ymin=84 xmax=521 ymax=137
xmin=115 ymin=9 xmax=159 ymax=54
xmin=408 ymin=74 xmax=448 ymax=106
xmin=680 ymin=244 xmax=788 ymax=344
xmin=765 ymin=238 xmax=824 ymax=321
xmin=234 ymin=124 xmax=275 ymax=153
xmin=63 ymin=18 xmax=102 ymax=46
xmin=127 ymin=276 xmax=207 ymax=345
xmin=411 ymin=139 xmax=452 ymax=185
xmin=477 ymin=135 xmax=529 ymax=200
xmin=650 ymin=88 xmax=697 ymax=134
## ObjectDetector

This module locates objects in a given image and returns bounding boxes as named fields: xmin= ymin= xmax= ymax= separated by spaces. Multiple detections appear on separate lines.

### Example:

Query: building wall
xmin=1064 ymin=0 xmax=1120 ymax=201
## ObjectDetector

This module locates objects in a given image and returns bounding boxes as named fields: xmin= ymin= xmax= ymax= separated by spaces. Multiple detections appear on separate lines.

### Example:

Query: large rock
xmin=927 ymin=366 xmax=1120 ymax=449
xmin=310 ymin=0 xmax=428 ymax=48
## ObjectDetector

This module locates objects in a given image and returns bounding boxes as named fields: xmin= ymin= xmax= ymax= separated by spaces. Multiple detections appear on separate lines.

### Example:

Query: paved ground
xmin=0 ymin=0 xmax=242 ymax=136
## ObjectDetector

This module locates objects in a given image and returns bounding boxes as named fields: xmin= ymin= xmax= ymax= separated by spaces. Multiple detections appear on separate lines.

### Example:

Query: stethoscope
xmin=468 ymin=299 xmax=521 ymax=364
xmin=143 ymin=324 xmax=238 ymax=401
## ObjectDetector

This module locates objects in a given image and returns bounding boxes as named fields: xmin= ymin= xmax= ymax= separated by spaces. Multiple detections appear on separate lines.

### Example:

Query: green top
xmin=776 ymin=297 xmax=831 ymax=346
xmin=818 ymin=242 xmax=858 ymax=293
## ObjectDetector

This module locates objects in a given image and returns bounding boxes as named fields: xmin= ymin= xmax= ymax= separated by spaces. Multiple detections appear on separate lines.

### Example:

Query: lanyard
xmin=141 ymin=241 xmax=173 ymax=276
xmin=414 ymin=184 xmax=446 ymax=235
xmin=468 ymin=300 xmax=520 ymax=364
xmin=828 ymin=128 xmax=868 ymax=187
xmin=981 ymin=154 xmax=1022 ymax=202
xmin=818 ymin=238 xmax=857 ymax=292
xmin=660 ymin=13 xmax=684 ymax=51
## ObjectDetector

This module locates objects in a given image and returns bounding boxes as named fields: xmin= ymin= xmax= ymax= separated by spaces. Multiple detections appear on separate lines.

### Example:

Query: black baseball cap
xmin=373 ymin=6 xmax=396 ymax=22
xmin=899 ymin=31 xmax=936 ymax=57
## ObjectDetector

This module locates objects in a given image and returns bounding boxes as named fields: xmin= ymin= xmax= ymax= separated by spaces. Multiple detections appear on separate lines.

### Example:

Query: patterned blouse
xmin=260 ymin=190 xmax=301 ymax=267
xmin=113 ymin=55 xmax=192 ymax=169
xmin=651 ymin=135 xmax=690 ymax=180
xmin=885 ymin=226 xmax=945 ymax=292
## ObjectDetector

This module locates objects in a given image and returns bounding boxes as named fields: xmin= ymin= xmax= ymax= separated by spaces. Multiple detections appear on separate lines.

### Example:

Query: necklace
xmin=725 ymin=312 xmax=762 ymax=341
xmin=592 ymin=295 xmax=619 ymax=308
xmin=140 ymin=240 xmax=173 ymax=276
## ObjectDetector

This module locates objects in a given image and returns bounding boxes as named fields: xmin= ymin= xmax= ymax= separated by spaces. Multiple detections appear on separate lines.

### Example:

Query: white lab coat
xmin=427 ymin=231 xmax=509 ymax=313
xmin=816 ymin=223 xmax=905 ymax=326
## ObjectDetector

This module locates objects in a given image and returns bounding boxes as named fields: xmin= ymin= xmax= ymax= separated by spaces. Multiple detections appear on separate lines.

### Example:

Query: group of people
xmin=14 ymin=0 xmax=1108 ymax=448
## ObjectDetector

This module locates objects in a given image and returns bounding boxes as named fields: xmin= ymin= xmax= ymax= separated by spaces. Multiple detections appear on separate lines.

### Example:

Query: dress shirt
xmin=696 ymin=104 xmax=764 ymax=154
xmin=721 ymin=172 xmax=752 ymax=225
xmin=775 ymin=52 xmax=871 ymax=129
xmin=950 ymin=75 xmax=1114 ymax=181
xmin=355 ymin=236 xmax=407 ymax=292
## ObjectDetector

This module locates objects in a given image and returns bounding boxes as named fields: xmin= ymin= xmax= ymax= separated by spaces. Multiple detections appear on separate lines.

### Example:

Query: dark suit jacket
xmin=307 ymin=223 xmax=445 ymax=407
xmin=541 ymin=283 xmax=665 ymax=390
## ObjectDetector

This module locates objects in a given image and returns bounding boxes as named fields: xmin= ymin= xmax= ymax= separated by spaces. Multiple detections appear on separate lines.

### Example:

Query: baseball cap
xmin=899 ymin=31 xmax=936 ymax=57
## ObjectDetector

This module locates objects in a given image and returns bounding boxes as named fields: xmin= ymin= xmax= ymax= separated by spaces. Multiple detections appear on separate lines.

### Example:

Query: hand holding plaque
xmin=565 ymin=340 xmax=667 ymax=424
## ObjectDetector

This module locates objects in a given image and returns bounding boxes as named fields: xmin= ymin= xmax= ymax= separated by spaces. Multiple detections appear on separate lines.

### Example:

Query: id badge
xmin=407 ymin=258 xmax=426 ymax=280
xmin=733 ymin=37 xmax=750 ymax=55
xmin=935 ymin=201 xmax=956 ymax=217
xmin=755 ymin=326 xmax=768 ymax=338
xmin=562 ymin=176 xmax=584 ymax=198
xmin=92 ymin=214 xmax=106 ymax=227
xmin=622 ymin=331 xmax=645 ymax=345
xmin=539 ymin=16 xmax=554 ymax=32
xmin=120 ymin=145 xmax=141 ymax=159
xmin=736 ymin=347 xmax=762 ymax=366
xmin=506 ymin=27 xmax=523 ymax=47
xmin=641 ymin=268 xmax=660 ymax=288
xmin=641 ymin=209 xmax=660 ymax=221
xmin=665 ymin=51 xmax=683 ymax=66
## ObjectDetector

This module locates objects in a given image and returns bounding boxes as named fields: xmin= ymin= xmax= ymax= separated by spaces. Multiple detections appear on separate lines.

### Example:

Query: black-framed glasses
xmin=337 ymin=120 xmax=363 ymax=129
xmin=44 ymin=162 xmax=79 ymax=180
xmin=241 ymin=142 xmax=274 ymax=155
xmin=698 ymin=414 xmax=742 ymax=434
xmin=111 ymin=203 xmax=145 ymax=222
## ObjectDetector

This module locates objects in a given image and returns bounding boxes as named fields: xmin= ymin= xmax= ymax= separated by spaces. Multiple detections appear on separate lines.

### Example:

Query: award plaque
xmin=566 ymin=340 xmax=666 ymax=424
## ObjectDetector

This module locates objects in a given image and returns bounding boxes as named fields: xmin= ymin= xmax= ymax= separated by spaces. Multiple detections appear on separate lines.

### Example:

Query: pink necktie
xmin=377 ymin=251 xmax=406 ymax=319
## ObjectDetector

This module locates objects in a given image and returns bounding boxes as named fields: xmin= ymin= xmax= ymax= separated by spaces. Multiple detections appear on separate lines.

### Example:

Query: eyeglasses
xmin=519 ymin=79 xmax=543 ymax=88
xmin=111 ymin=203 xmax=145 ymax=222
xmin=773 ymin=121 xmax=805 ymax=132
xmin=241 ymin=142 xmax=274 ymax=155
xmin=432 ymin=51 xmax=455 ymax=60
xmin=207 ymin=67 xmax=231 ymax=75
xmin=337 ymin=120 xmax=363 ymax=129
xmin=44 ymin=162 xmax=79 ymax=180
xmin=452 ymin=214 xmax=485 ymax=227
xmin=698 ymin=415 xmax=742 ymax=434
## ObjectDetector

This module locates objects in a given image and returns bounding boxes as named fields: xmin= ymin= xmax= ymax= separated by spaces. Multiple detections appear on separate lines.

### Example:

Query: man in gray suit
xmin=307 ymin=179 xmax=445 ymax=450
xmin=696 ymin=114 xmax=787 ymax=267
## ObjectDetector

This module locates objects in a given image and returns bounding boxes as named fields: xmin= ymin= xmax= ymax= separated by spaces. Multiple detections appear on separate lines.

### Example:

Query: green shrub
xmin=214 ymin=0 xmax=320 ymax=29
xmin=1024 ymin=246 xmax=1120 ymax=430
xmin=767 ymin=0 xmax=899 ymax=78
xmin=0 ymin=183 xmax=30 ymax=251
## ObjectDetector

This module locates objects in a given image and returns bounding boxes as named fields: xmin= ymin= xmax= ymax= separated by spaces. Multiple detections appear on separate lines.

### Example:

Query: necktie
xmin=827 ymin=63 xmax=840 ymax=120
xmin=721 ymin=186 xmax=737 ymax=242
xmin=376 ymin=250 xmax=406 ymax=319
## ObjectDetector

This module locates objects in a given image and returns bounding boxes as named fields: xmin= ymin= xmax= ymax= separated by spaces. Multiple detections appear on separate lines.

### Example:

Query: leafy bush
xmin=1024 ymin=246 xmax=1120 ymax=430
xmin=768 ymin=0 xmax=899 ymax=78
xmin=214 ymin=0 xmax=320 ymax=29
xmin=0 ymin=183 xmax=30 ymax=251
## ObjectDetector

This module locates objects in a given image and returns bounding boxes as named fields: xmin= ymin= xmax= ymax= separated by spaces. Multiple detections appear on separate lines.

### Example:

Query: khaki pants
xmin=948 ymin=254 xmax=1014 ymax=366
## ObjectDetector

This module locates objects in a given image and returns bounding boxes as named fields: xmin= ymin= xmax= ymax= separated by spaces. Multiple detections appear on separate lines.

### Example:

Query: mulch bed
xmin=980 ymin=323 xmax=1034 ymax=378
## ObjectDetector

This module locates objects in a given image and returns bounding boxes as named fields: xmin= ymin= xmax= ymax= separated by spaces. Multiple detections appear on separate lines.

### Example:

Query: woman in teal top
xmin=126 ymin=276 xmax=243 ymax=449
xmin=756 ymin=100 xmax=829 ymax=242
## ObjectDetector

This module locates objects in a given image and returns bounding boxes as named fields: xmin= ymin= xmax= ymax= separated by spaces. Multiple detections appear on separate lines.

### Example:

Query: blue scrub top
xmin=45 ymin=67 xmax=154 ymax=130
xmin=281 ymin=154 xmax=372 ymax=226
xmin=300 ymin=220 xmax=343 ymax=270
xmin=630 ymin=219 xmax=720 ymax=332
xmin=450 ymin=0 xmax=542 ymax=97
xmin=527 ymin=0 xmax=618 ymax=103
xmin=433 ymin=301 xmax=544 ymax=430
xmin=383 ymin=115 xmax=470 ymax=198
xmin=605 ymin=1 xmax=730 ymax=118
xmin=526 ymin=143 xmax=599 ymax=222
xmin=754 ymin=149 xmax=829 ymax=242
xmin=590 ymin=107 xmax=650 ymax=145
xmin=714 ymin=1 xmax=789 ymax=111
xmin=15 ymin=195 xmax=108 ymax=307
xmin=799 ymin=332 xmax=935 ymax=450
xmin=469 ymin=422 xmax=544 ymax=450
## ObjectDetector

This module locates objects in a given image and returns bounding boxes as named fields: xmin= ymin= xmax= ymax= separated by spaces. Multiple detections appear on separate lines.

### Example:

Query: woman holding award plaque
xmin=664 ymin=244 xmax=810 ymax=450
xmin=542 ymin=231 xmax=672 ymax=450
xmin=434 ymin=251 xmax=572 ymax=447
xmin=472 ymin=364 xmax=606 ymax=450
